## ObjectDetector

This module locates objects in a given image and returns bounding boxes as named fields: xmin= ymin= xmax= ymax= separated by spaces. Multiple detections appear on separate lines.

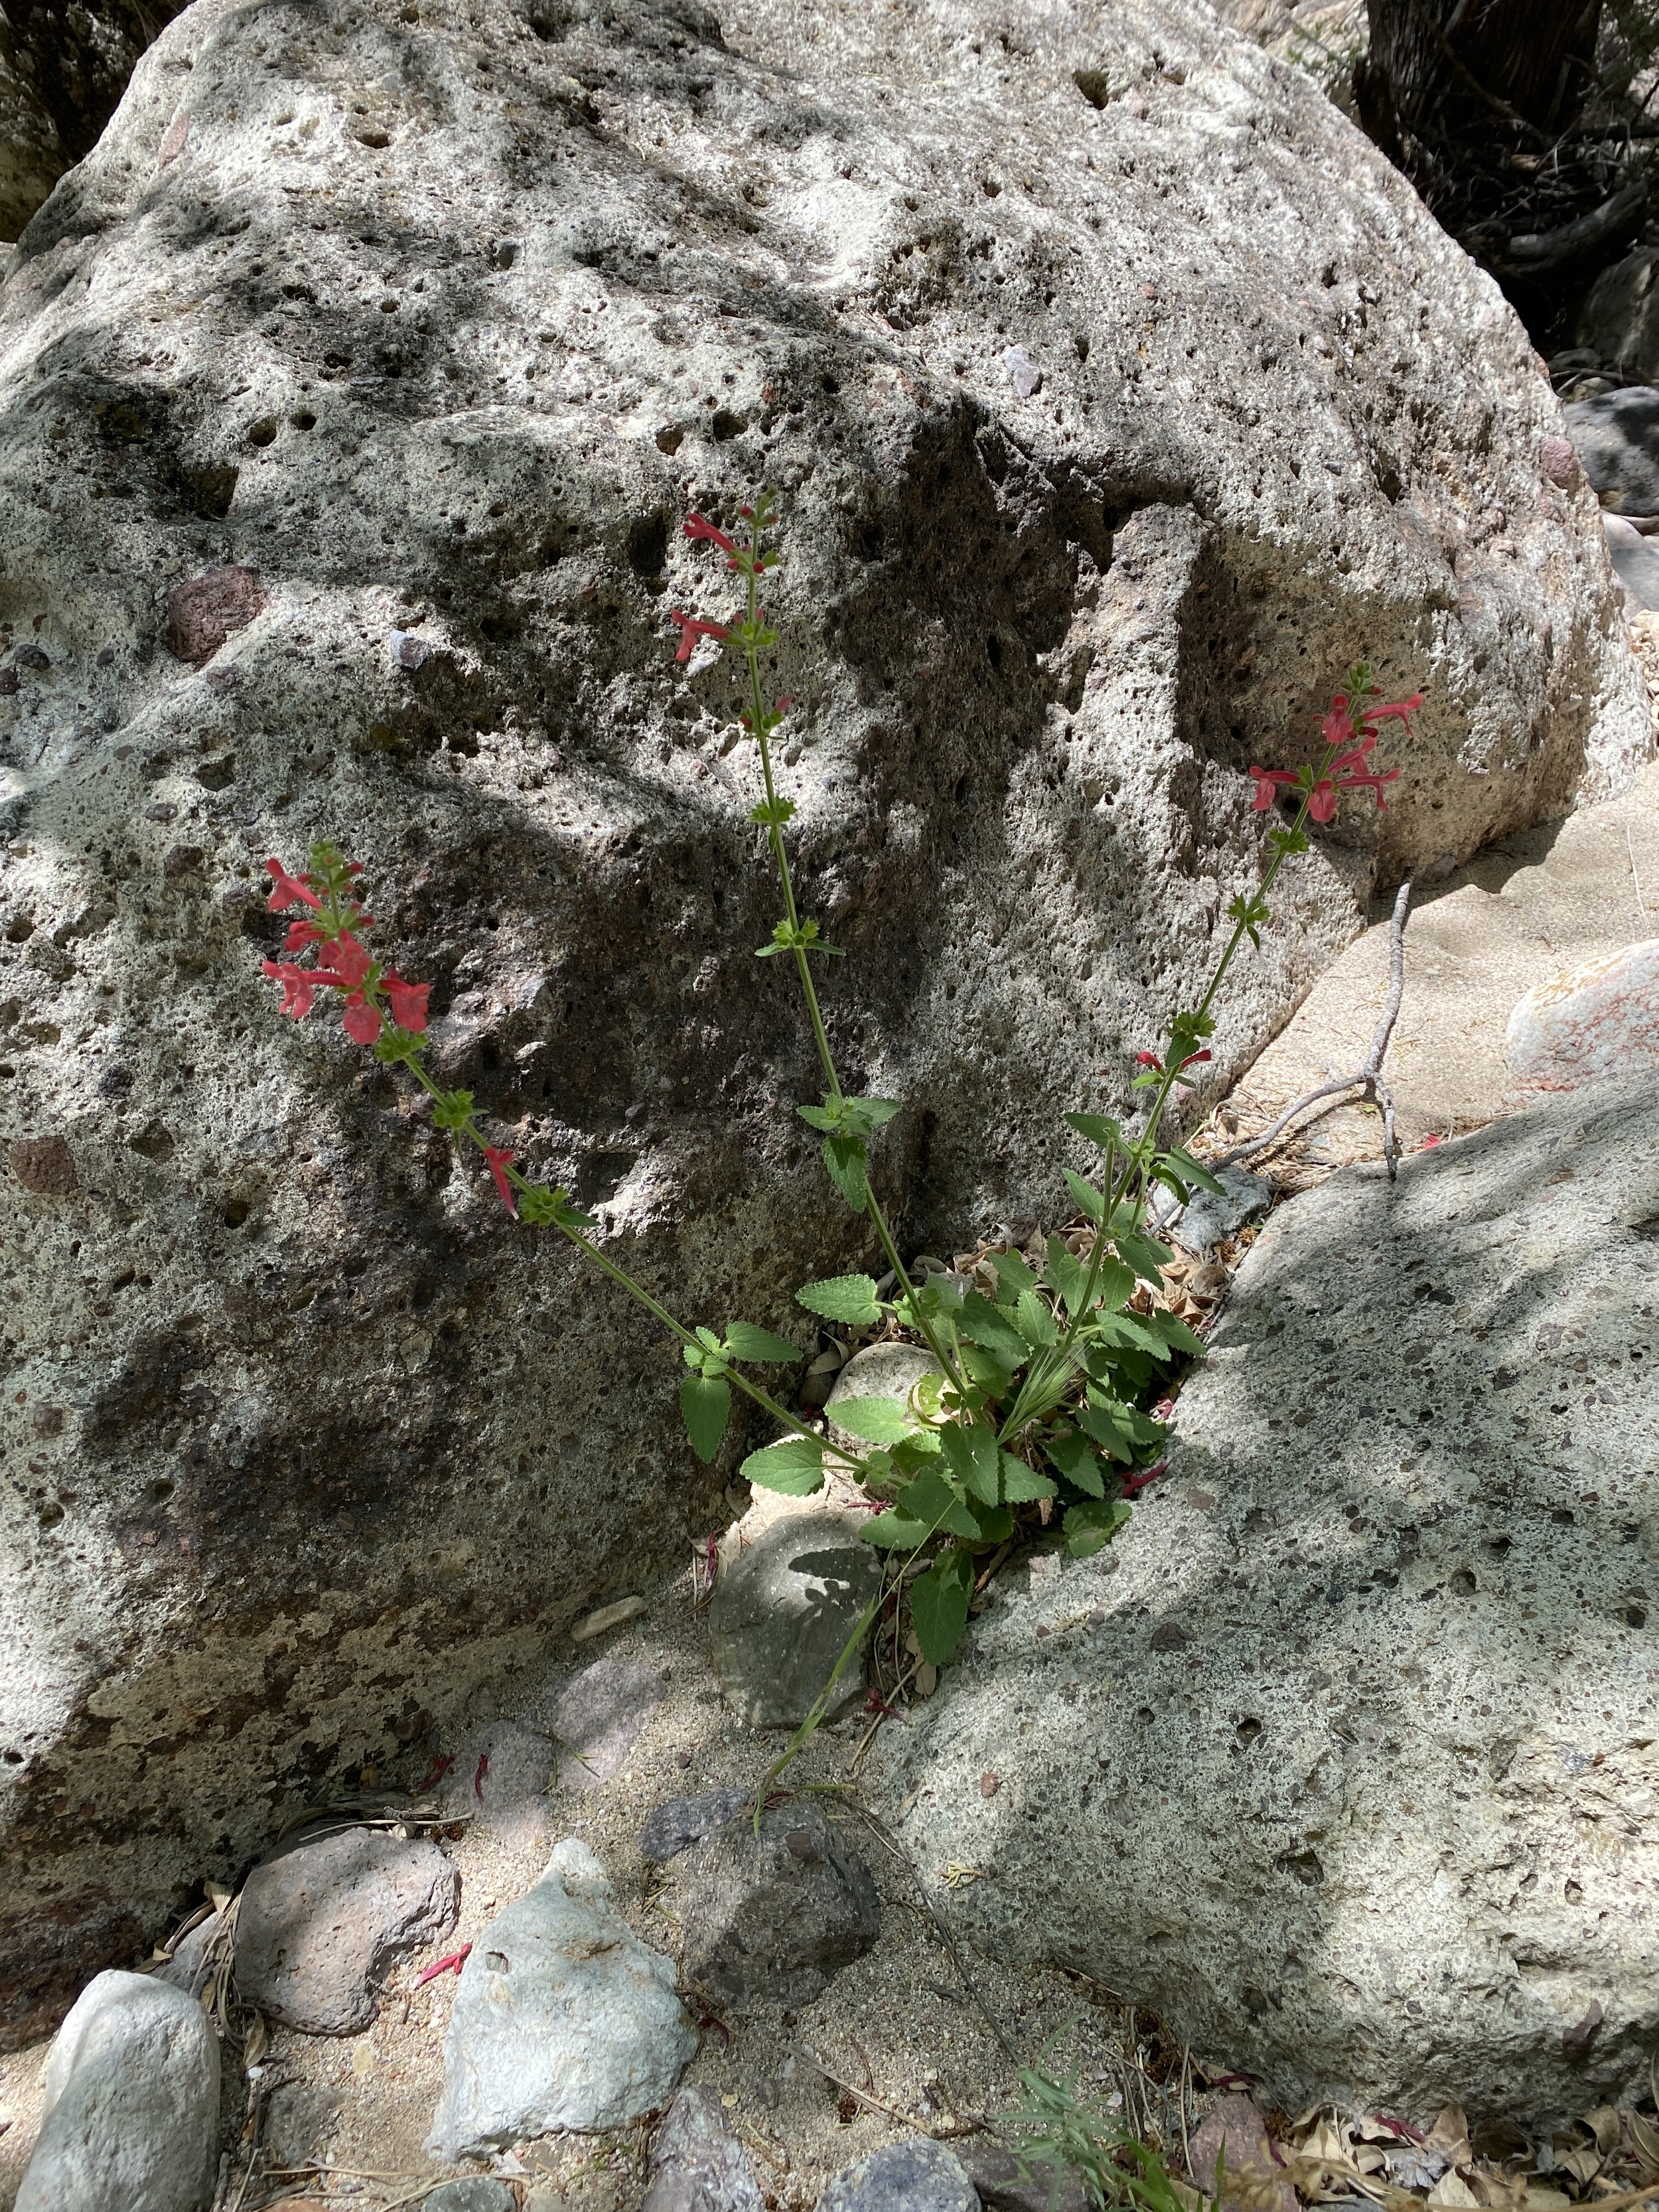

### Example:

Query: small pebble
xmin=979 ymin=1772 xmax=1000 ymax=1798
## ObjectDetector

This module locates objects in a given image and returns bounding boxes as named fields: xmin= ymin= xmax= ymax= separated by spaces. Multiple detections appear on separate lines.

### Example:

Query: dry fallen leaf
xmin=1427 ymin=2172 xmax=1480 ymax=2209
xmin=1553 ymin=2148 xmax=1603 ymax=2189
xmin=1624 ymin=2112 xmax=1659 ymax=2173
xmin=1584 ymin=2110 xmax=1623 ymax=2155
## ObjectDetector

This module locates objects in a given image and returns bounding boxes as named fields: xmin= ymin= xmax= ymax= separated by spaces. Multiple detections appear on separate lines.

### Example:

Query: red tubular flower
xmin=265 ymin=857 xmax=323 ymax=912
xmin=321 ymin=931 xmax=372 ymax=990
xmin=668 ymin=609 xmax=731 ymax=662
xmin=1359 ymin=692 xmax=1423 ymax=726
xmin=684 ymin=512 xmax=741 ymax=565
xmin=283 ymin=917 xmax=327 ymax=954
xmin=1248 ymin=766 xmax=1301 ymax=812
xmin=384 ymin=972 xmax=430 ymax=1032
xmin=263 ymin=960 xmax=318 ymax=1019
xmin=340 ymin=997 xmax=382 ymax=1046
xmin=1122 ymin=1461 xmax=1168 ymax=1497
xmin=1179 ymin=1049 xmax=1212 ymax=1071
xmin=1307 ymin=780 xmax=1338 ymax=824
xmin=484 ymin=1145 xmax=517 ymax=1213
xmin=1136 ymin=1050 xmax=1163 ymax=1069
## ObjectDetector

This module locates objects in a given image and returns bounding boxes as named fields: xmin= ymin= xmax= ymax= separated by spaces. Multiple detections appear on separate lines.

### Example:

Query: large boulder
xmin=0 ymin=1 xmax=190 ymax=241
xmin=0 ymin=0 xmax=1647 ymax=2037
xmin=877 ymin=1076 xmax=1659 ymax=2122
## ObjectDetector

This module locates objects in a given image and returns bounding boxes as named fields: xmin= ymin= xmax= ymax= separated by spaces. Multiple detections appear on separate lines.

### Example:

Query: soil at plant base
xmin=1216 ymin=753 xmax=1659 ymax=1179
xmin=0 ymin=1534 xmax=1152 ymax=2212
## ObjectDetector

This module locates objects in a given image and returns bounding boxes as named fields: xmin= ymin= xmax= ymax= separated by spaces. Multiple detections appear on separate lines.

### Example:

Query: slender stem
xmin=1031 ymin=745 xmax=1336 ymax=1401
xmin=392 ymin=1044 xmax=865 ymax=1471
xmin=734 ymin=506 xmax=966 ymax=1399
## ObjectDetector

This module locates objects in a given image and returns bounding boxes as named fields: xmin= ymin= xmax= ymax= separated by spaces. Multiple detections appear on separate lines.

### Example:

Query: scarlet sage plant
xmin=257 ymin=493 xmax=1418 ymax=1672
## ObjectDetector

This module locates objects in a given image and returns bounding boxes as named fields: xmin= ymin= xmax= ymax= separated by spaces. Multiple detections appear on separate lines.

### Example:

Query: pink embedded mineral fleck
xmin=1506 ymin=937 xmax=1659 ymax=1096
xmin=1540 ymin=435 xmax=1580 ymax=489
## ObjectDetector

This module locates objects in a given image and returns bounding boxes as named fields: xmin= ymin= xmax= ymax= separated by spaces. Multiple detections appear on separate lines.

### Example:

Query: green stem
xmin=393 ymin=1045 xmax=865 ymax=1473
xmin=735 ymin=507 xmax=967 ymax=1401
xmin=1029 ymin=752 xmax=1334 ymax=1400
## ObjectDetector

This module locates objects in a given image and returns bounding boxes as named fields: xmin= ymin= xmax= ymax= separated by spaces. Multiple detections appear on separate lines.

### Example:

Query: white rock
xmin=16 ymin=1970 xmax=219 ymax=2212
xmin=1506 ymin=936 xmax=1659 ymax=1096
xmin=426 ymin=1840 xmax=694 ymax=2156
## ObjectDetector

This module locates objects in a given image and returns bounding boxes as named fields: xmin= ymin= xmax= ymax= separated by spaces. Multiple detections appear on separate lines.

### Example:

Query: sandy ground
xmin=1220 ymin=757 xmax=1659 ymax=1169
xmin=0 ymin=1524 xmax=1160 ymax=2212
xmin=3 ymin=748 xmax=1656 ymax=2211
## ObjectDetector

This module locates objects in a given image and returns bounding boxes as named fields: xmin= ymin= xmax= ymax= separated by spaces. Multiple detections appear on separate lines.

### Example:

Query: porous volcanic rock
xmin=877 ymin=1076 xmax=1659 ymax=2121
xmin=0 ymin=0 xmax=1647 ymax=2034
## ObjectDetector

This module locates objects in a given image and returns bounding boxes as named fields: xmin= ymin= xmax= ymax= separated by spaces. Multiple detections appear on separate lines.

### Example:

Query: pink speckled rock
xmin=1506 ymin=936 xmax=1659 ymax=1094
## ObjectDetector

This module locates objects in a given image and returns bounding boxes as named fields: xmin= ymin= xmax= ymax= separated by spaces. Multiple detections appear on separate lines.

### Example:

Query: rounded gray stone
xmin=674 ymin=1800 xmax=881 ymax=2010
xmin=423 ymin=2183 xmax=518 ymax=2212
xmin=236 ymin=1826 xmax=459 ymax=2035
xmin=426 ymin=1838 xmax=694 ymax=2156
xmin=708 ymin=1511 xmax=882 ymax=1730
xmin=16 ymin=1969 xmax=220 ymax=2212
xmin=826 ymin=1342 xmax=946 ymax=1456
xmin=817 ymin=2138 xmax=980 ymax=2212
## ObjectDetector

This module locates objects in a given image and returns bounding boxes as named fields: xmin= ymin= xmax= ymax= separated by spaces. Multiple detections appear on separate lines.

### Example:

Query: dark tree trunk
xmin=1357 ymin=0 xmax=1603 ymax=162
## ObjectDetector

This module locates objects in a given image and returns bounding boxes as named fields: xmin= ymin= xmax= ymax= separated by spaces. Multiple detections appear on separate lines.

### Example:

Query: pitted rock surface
xmin=878 ymin=1076 xmax=1659 ymax=2120
xmin=640 ymin=2084 xmax=767 ymax=2212
xmin=0 ymin=0 xmax=1648 ymax=2030
xmin=235 ymin=1826 xmax=459 ymax=2034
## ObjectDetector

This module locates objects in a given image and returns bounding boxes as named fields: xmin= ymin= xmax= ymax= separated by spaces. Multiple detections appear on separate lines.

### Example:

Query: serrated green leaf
xmin=1063 ymin=1166 xmax=1106 ymax=1222
xmin=1013 ymin=1288 xmax=1057 ymax=1348
xmin=822 ymin=1132 xmax=868 ymax=1213
xmin=960 ymin=1343 xmax=1016 ymax=1396
xmin=1078 ymin=1396 xmax=1162 ymax=1461
xmin=843 ymin=1094 xmax=902 ymax=1134
xmin=989 ymin=1249 xmax=1040 ymax=1303
xmin=1115 ymin=1228 xmax=1172 ymax=1286
xmin=999 ymin=1451 xmax=1058 ymax=1503
xmin=899 ymin=1465 xmax=980 ymax=1539
xmin=1066 ymin=1110 xmax=1130 ymax=1153
xmin=939 ymin=1421 xmax=1001 ymax=1505
xmin=910 ymin=1544 xmax=975 ymax=1664
xmin=1065 ymin=1497 xmax=1132 ymax=1558
xmin=797 ymin=1102 xmax=839 ymax=1132
xmin=1045 ymin=1429 xmax=1106 ymax=1497
xmin=796 ymin=1274 xmax=883 ymax=1325
xmin=1091 ymin=1310 xmax=1169 ymax=1357
xmin=1080 ymin=1256 xmax=1135 ymax=1317
xmin=861 ymin=1510 xmax=931 ymax=1550
xmin=1043 ymin=1234 xmax=1088 ymax=1316
xmin=723 ymin=1322 xmax=801 ymax=1363
xmin=891 ymin=1428 xmax=943 ymax=1469
xmin=829 ymin=1395 xmax=916 ymax=1445
xmin=741 ymin=1435 xmax=827 ymax=1496
xmin=1141 ymin=1309 xmax=1206 ymax=1359
xmin=968 ymin=1497 xmax=1015 ymax=1544
xmin=957 ymin=1291 xmax=1029 ymax=1368
xmin=1162 ymin=1145 xmax=1228 ymax=1197
xmin=680 ymin=1373 xmax=730 ymax=1463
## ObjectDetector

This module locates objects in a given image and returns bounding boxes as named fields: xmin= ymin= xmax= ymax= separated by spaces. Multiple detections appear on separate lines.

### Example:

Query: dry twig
xmin=1219 ymin=872 xmax=1415 ymax=1179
